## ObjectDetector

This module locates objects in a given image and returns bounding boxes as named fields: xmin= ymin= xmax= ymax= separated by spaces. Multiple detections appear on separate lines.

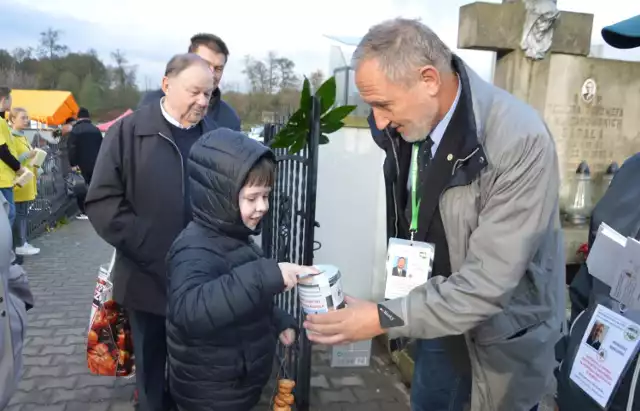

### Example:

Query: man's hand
xmin=303 ymin=296 xmax=385 ymax=345
xmin=15 ymin=166 xmax=27 ymax=176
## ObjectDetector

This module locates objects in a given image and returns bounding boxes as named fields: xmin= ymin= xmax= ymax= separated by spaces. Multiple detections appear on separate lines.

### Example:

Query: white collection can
xmin=297 ymin=264 xmax=345 ymax=314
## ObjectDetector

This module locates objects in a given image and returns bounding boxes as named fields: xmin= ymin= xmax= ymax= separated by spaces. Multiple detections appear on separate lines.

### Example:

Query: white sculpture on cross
xmin=520 ymin=0 xmax=560 ymax=59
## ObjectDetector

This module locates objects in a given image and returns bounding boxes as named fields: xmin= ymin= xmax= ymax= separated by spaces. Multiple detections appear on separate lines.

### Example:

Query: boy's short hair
xmin=244 ymin=156 xmax=275 ymax=188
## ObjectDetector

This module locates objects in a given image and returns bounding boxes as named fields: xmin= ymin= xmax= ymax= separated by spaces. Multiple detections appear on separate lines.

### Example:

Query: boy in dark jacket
xmin=166 ymin=128 xmax=316 ymax=411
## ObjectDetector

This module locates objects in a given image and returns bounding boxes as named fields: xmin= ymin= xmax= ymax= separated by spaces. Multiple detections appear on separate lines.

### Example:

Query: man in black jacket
xmin=138 ymin=33 xmax=241 ymax=131
xmin=85 ymin=53 xmax=216 ymax=411
xmin=67 ymin=108 xmax=102 ymax=219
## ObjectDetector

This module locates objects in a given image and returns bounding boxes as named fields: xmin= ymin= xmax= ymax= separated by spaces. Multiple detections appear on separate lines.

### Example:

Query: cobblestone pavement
xmin=9 ymin=221 xmax=410 ymax=411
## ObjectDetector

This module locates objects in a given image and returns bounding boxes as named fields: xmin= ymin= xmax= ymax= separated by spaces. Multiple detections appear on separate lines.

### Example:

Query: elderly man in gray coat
xmin=0 ymin=192 xmax=34 ymax=409
xmin=304 ymin=18 xmax=565 ymax=411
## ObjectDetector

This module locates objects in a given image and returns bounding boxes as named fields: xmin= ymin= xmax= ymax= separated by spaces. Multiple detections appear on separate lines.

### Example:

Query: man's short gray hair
xmin=352 ymin=18 xmax=453 ymax=86
xmin=164 ymin=53 xmax=209 ymax=78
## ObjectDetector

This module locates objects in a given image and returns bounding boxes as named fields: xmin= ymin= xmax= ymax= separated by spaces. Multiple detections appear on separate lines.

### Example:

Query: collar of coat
xmin=133 ymin=100 xmax=217 ymax=139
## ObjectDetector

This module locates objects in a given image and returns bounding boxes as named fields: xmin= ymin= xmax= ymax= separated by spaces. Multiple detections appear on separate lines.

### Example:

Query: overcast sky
xmin=1 ymin=0 xmax=639 ymax=92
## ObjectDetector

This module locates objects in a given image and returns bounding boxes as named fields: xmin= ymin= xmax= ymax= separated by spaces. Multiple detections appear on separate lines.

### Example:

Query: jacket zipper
xmin=384 ymin=128 xmax=400 ymax=238
xmin=158 ymin=132 xmax=185 ymax=196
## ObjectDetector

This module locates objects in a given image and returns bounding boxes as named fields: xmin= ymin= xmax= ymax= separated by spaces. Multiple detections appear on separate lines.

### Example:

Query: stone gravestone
xmin=458 ymin=0 xmax=640 ymax=264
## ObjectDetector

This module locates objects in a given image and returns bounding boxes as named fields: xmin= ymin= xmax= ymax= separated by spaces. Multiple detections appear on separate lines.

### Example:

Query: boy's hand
xmin=279 ymin=328 xmax=296 ymax=346
xmin=278 ymin=263 xmax=319 ymax=291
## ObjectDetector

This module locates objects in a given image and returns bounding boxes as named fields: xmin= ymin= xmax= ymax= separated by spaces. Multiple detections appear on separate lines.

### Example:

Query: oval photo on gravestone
xmin=581 ymin=78 xmax=597 ymax=104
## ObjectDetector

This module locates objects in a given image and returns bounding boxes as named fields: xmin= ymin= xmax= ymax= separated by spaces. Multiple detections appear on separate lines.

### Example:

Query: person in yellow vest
xmin=8 ymin=108 xmax=40 ymax=256
xmin=0 ymin=86 xmax=28 ymax=225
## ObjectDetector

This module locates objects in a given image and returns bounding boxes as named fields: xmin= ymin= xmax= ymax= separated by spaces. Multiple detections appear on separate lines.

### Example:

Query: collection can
xmin=297 ymin=264 xmax=345 ymax=314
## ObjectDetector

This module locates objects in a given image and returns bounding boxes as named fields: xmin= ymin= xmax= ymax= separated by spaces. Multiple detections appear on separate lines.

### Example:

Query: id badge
xmin=384 ymin=237 xmax=435 ymax=299
xmin=569 ymin=304 xmax=640 ymax=409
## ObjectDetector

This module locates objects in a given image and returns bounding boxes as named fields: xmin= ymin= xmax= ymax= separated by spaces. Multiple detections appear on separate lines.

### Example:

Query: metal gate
xmin=261 ymin=97 xmax=321 ymax=411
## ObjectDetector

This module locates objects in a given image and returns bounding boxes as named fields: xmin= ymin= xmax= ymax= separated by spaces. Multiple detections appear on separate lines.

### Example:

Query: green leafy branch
xmin=270 ymin=76 xmax=356 ymax=153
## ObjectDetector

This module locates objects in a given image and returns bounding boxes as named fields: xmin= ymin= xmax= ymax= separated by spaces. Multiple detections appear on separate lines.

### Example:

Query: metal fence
xmin=261 ymin=97 xmax=322 ymax=411
xmin=26 ymin=134 xmax=77 ymax=238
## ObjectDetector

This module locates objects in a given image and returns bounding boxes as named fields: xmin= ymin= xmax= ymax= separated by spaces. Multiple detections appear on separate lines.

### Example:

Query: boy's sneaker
xmin=76 ymin=214 xmax=89 ymax=220
xmin=15 ymin=243 xmax=40 ymax=256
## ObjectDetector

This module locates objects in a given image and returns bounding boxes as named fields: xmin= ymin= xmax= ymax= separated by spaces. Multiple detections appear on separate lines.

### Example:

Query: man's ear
xmin=161 ymin=76 xmax=170 ymax=94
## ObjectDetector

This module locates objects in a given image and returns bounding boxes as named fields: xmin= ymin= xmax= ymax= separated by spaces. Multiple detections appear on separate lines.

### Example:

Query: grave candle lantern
xmin=564 ymin=161 xmax=594 ymax=226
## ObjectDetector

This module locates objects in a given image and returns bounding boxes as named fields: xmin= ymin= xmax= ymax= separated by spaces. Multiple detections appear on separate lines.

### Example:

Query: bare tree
xmin=38 ymin=28 xmax=69 ymax=59
xmin=244 ymin=52 xmax=299 ymax=94
xmin=276 ymin=57 xmax=299 ymax=90
xmin=309 ymin=70 xmax=325 ymax=93
xmin=0 ymin=67 xmax=38 ymax=89
xmin=110 ymin=50 xmax=137 ymax=89
xmin=12 ymin=47 xmax=34 ymax=64
xmin=266 ymin=51 xmax=280 ymax=94
xmin=243 ymin=55 xmax=269 ymax=93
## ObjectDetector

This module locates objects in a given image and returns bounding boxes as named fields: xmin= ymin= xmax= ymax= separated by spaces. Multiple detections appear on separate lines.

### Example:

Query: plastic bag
xmin=86 ymin=252 xmax=135 ymax=377
xmin=65 ymin=171 xmax=87 ymax=197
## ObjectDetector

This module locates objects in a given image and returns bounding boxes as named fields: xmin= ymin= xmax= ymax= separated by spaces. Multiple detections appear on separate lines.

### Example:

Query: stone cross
xmin=457 ymin=1 xmax=594 ymax=58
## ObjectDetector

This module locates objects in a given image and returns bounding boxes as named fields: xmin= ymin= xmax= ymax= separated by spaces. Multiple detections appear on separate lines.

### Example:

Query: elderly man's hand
xmin=303 ymin=296 xmax=385 ymax=345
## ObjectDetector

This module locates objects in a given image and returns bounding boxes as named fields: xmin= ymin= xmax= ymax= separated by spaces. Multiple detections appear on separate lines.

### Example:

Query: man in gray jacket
xmin=0 ymin=192 xmax=34 ymax=409
xmin=304 ymin=18 xmax=565 ymax=411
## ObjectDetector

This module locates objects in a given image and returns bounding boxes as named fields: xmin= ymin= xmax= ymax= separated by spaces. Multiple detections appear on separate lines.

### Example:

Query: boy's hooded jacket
xmin=166 ymin=128 xmax=296 ymax=411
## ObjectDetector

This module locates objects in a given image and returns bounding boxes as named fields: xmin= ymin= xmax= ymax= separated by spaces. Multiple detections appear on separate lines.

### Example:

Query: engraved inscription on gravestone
xmin=547 ymin=92 xmax=626 ymax=198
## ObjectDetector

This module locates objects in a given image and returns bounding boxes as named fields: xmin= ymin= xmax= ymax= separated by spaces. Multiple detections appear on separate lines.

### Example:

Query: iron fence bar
xmin=260 ymin=101 xmax=321 ymax=411
xmin=26 ymin=135 xmax=78 ymax=239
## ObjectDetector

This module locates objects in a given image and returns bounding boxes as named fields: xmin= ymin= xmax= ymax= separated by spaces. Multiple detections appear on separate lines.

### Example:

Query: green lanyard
xmin=410 ymin=143 xmax=420 ymax=239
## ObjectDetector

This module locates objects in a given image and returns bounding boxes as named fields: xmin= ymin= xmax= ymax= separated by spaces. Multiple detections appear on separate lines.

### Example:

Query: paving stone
xmin=64 ymin=335 xmax=87 ymax=345
xmin=37 ymin=376 xmax=78 ymax=390
xmin=40 ymin=345 xmax=76 ymax=356
xmin=65 ymin=402 xmax=111 ymax=411
xmin=23 ymin=355 xmax=52 ymax=366
xmin=54 ymin=327 xmax=86 ymax=336
xmin=25 ymin=366 xmax=65 ymax=378
xmin=75 ymin=376 xmax=116 ymax=389
xmin=316 ymin=388 xmax=357 ymax=404
xmin=108 ymin=403 xmax=135 ymax=411
xmin=310 ymin=374 xmax=330 ymax=388
xmin=330 ymin=375 xmax=366 ymax=387
xmin=51 ymin=354 xmax=85 ymax=365
xmin=21 ymin=405 xmax=66 ymax=411
xmin=26 ymin=328 xmax=54 ymax=337
xmin=340 ymin=403 xmax=382 ymax=411
xmin=65 ymin=364 xmax=92 ymax=377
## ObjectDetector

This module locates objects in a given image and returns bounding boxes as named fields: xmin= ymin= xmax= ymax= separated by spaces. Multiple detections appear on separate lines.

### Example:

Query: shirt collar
xmin=160 ymin=97 xmax=197 ymax=130
xmin=429 ymin=76 xmax=461 ymax=153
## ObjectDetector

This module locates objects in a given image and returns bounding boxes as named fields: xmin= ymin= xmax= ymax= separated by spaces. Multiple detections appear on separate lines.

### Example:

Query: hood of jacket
xmin=188 ymin=128 xmax=274 ymax=238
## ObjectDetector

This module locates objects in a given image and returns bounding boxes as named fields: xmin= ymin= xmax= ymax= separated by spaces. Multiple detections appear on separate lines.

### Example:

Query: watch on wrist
xmin=377 ymin=304 xmax=404 ymax=329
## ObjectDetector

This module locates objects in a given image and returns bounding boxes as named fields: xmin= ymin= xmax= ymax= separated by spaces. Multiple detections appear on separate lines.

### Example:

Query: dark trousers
xmin=411 ymin=338 xmax=472 ymax=411
xmin=129 ymin=309 xmax=171 ymax=411
xmin=411 ymin=339 xmax=540 ymax=411
xmin=13 ymin=201 xmax=30 ymax=250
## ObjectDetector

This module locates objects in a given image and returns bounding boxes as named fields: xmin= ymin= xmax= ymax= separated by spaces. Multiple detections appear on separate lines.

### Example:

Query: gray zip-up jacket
xmin=0 ymin=193 xmax=34 ymax=409
xmin=376 ymin=56 xmax=566 ymax=411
